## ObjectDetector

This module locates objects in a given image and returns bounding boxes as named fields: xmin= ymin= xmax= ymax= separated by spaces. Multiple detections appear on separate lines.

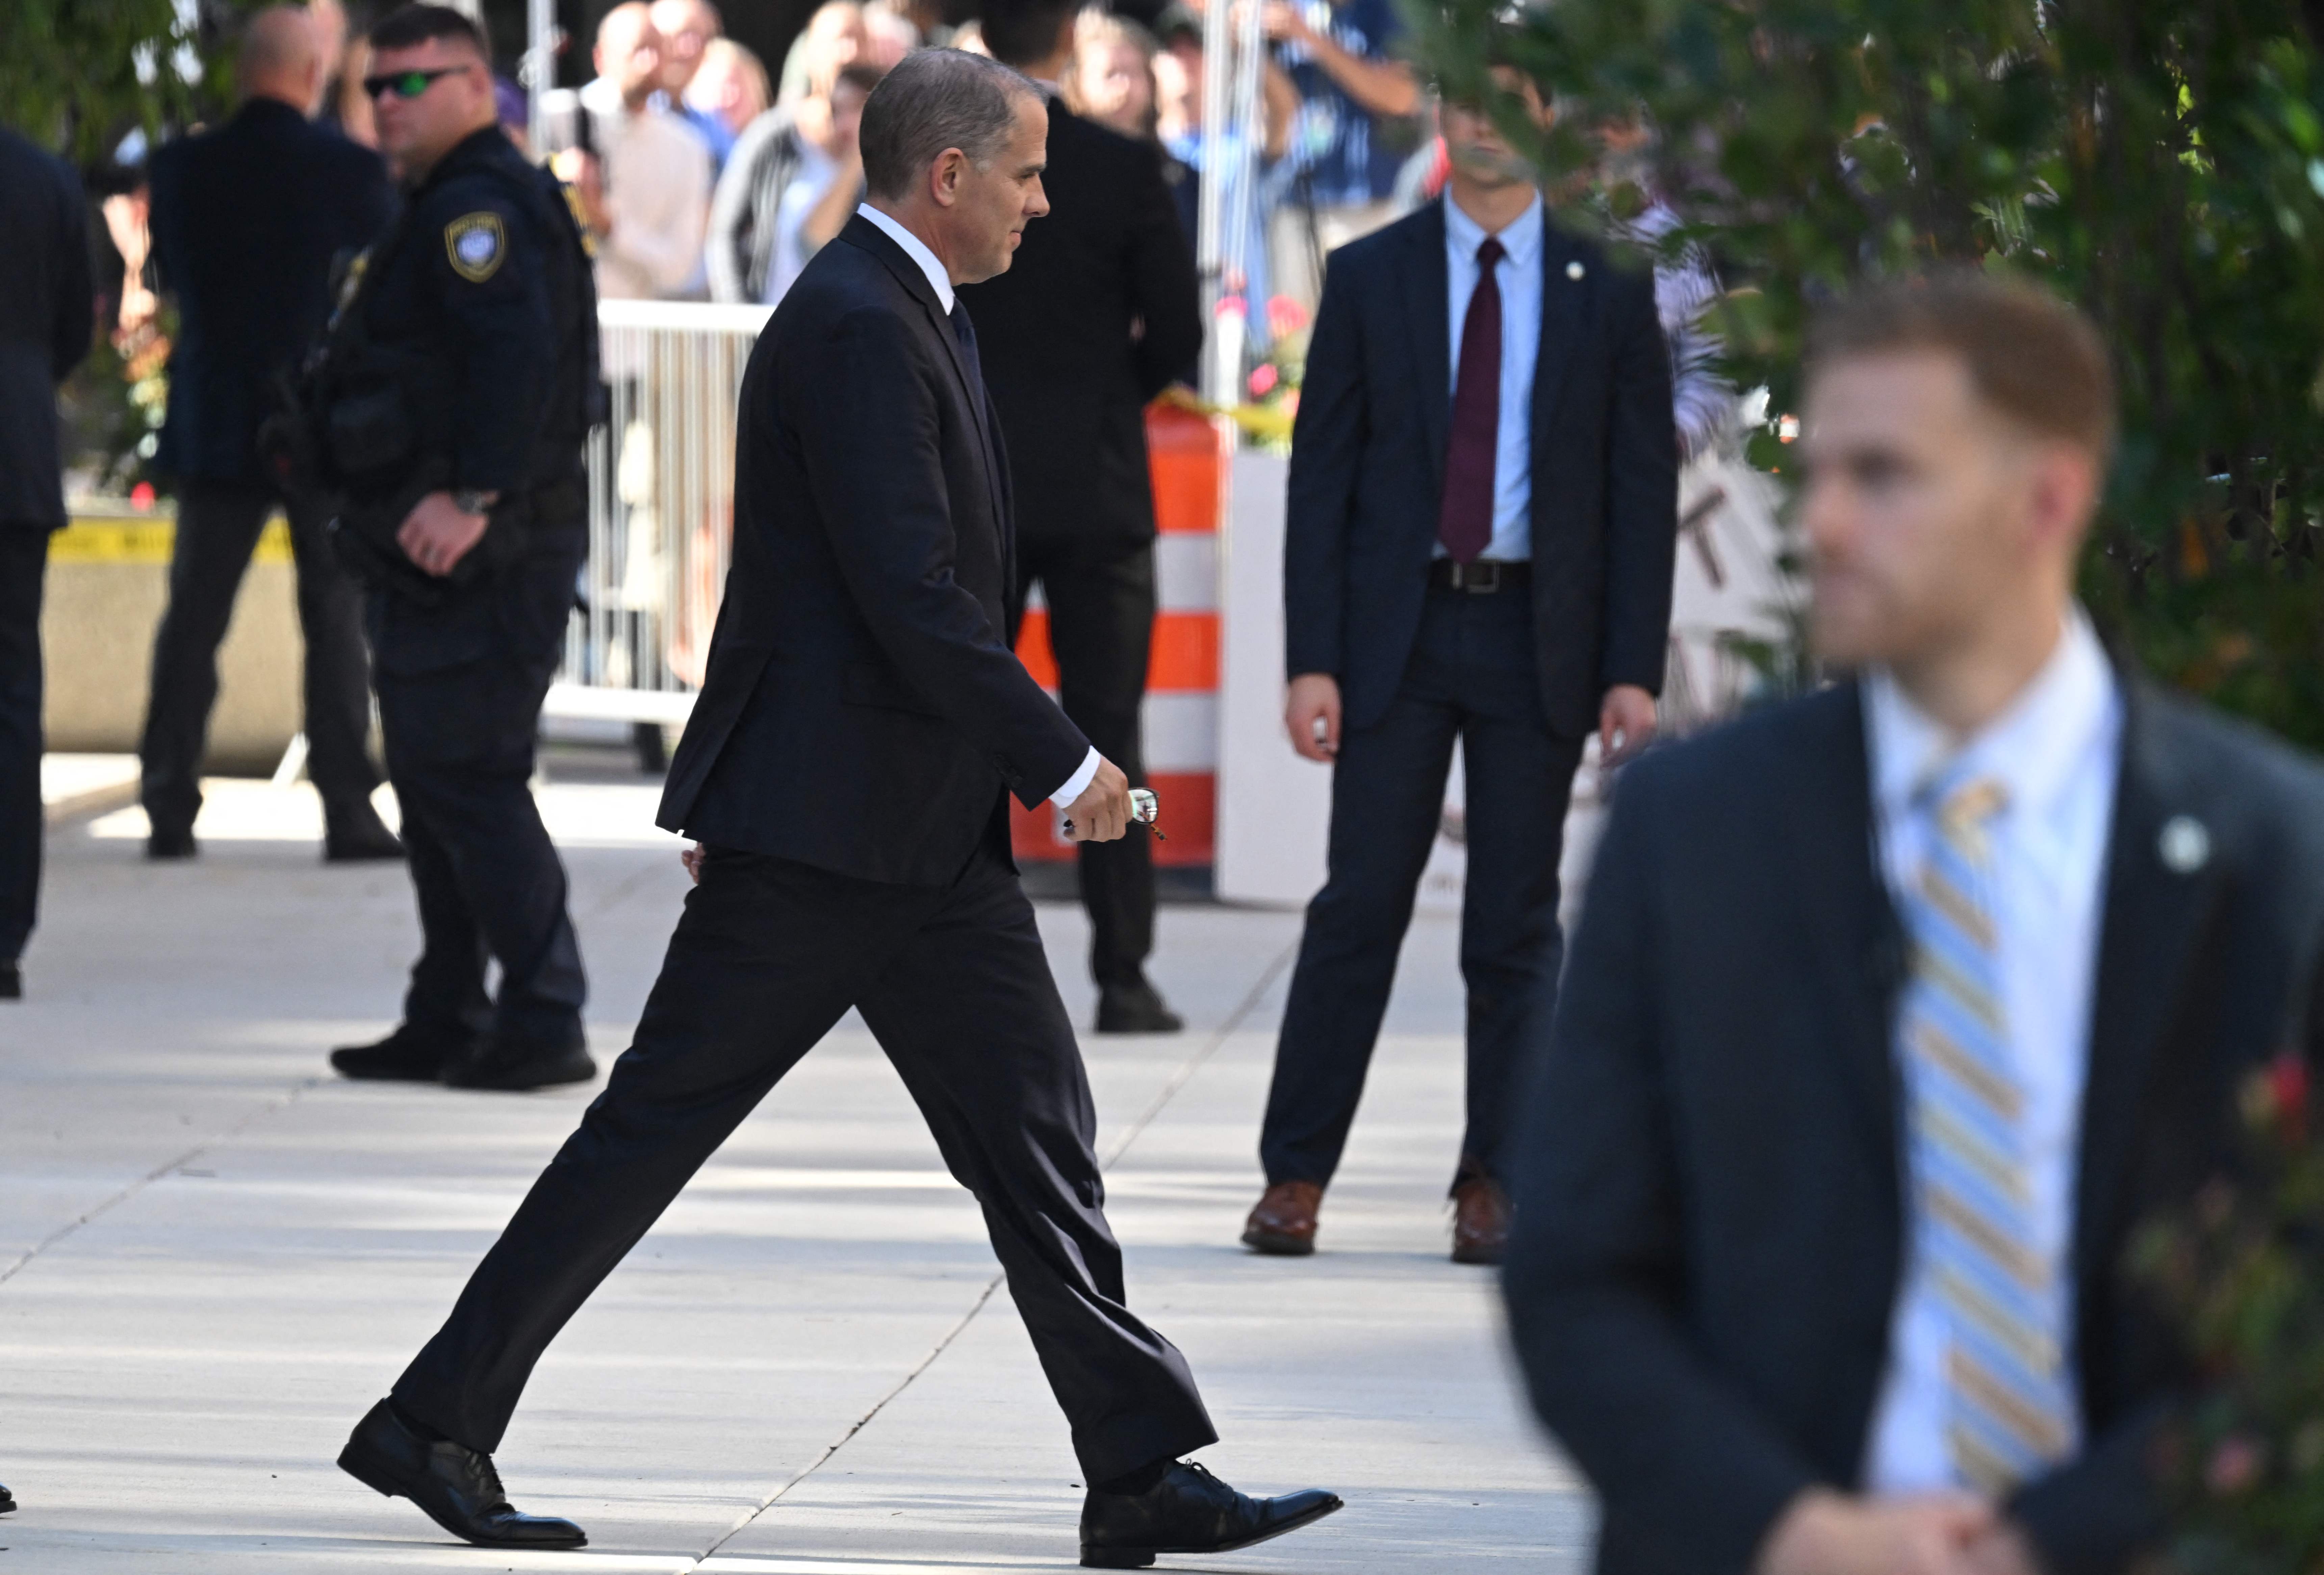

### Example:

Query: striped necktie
xmin=1896 ymin=773 xmax=2074 ymax=1495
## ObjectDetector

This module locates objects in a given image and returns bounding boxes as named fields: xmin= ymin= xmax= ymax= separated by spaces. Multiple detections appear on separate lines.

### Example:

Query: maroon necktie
xmin=1437 ymin=235 xmax=1505 ymax=564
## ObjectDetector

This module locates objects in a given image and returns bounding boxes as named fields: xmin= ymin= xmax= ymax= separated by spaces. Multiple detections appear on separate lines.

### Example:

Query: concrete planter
xmin=43 ymin=502 xmax=303 ymax=775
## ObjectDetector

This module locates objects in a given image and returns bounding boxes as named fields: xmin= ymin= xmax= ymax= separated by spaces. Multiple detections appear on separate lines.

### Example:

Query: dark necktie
xmin=949 ymin=298 xmax=985 ymax=396
xmin=1437 ymin=235 xmax=1505 ymax=564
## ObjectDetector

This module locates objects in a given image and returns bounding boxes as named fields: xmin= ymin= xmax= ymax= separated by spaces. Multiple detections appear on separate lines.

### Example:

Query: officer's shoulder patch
xmin=443 ymin=211 xmax=507 ymax=282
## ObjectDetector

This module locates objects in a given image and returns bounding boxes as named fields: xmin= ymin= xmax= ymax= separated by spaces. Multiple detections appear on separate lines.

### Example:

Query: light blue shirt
xmin=1442 ymin=193 xmax=1543 ymax=562
xmin=1861 ymin=610 xmax=2122 ymax=1495
xmin=853 ymin=203 xmax=1100 ymax=809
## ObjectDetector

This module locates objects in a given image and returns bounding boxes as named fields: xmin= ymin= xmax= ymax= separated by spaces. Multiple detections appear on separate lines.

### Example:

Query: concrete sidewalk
xmin=0 ymin=768 xmax=1589 ymax=1572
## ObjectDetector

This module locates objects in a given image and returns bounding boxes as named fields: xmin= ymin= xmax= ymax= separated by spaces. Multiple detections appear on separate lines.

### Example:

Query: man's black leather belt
xmin=1430 ymin=559 xmax=1531 ymax=593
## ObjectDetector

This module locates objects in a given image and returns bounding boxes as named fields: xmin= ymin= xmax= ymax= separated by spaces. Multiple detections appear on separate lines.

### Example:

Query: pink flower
xmin=1214 ymin=294 xmax=1247 ymax=321
xmin=1248 ymin=363 xmax=1279 ymax=398
xmin=2206 ymin=1434 xmax=2265 ymax=1496
xmin=1267 ymin=294 xmax=1310 ymax=338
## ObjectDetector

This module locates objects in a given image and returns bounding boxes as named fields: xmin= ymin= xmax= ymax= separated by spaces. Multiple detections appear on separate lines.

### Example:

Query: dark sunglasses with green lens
xmin=361 ymin=64 xmax=469 ymax=100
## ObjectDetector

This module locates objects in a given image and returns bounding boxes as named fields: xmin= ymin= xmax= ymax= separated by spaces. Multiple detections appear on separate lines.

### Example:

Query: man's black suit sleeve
xmin=791 ymin=302 xmax=1090 ymax=805
xmin=1504 ymin=759 xmax=1821 ymax=1574
xmin=1597 ymin=267 xmax=1677 ymax=697
xmin=1123 ymin=144 xmax=1200 ymax=401
xmin=50 ymin=163 xmax=93 ymax=385
xmin=1282 ymin=256 xmax=1365 ymax=681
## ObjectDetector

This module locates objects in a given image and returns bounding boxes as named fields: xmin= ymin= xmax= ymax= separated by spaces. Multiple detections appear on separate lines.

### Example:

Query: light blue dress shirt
xmin=1441 ymin=193 xmax=1543 ymax=563
xmin=1861 ymin=609 xmax=2122 ymax=1494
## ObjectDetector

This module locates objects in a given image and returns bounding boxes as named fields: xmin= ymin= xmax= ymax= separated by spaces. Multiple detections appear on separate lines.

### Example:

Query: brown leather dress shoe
xmin=1451 ymin=1177 xmax=1510 ymax=1265
xmin=1241 ymin=1181 xmax=1322 ymax=1256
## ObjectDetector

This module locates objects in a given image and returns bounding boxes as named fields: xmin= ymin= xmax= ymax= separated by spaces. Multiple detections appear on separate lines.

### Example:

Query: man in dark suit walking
xmin=337 ymin=51 xmax=1341 ymax=1567
xmin=1506 ymin=273 xmax=2324 ymax=1575
xmin=0 ymin=125 xmax=95 ymax=1003
xmin=143 ymin=5 xmax=400 ymax=861
xmin=1242 ymin=75 xmax=1676 ymax=1264
xmin=962 ymin=0 xmax=1202 ymax=1034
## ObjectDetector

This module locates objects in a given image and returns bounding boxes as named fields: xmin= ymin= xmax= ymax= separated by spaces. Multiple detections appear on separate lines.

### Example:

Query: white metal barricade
xmin=544 ymin=299 xmax=772 ymax=727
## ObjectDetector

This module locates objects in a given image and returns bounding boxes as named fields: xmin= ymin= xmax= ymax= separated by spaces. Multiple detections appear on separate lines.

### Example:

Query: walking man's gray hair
xmin=860 ymin=49 xmax=1041 ymax=200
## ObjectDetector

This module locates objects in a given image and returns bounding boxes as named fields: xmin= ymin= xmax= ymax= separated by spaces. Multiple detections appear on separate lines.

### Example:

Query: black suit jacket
xmin=1505 ymin=679 xmax=2324 ymax=1575
xmin=0 ymin=128 xmax=93 ymax=531
xmin=149 ymin=97 xmax=396 ymax=484
xmin=956 ymin=97 xmax=1200 ymax=554
xmin=1284 ymin=199 xmax=1677 ymax=738
xmin=660 ymin=215 xmax=1091 ymax=884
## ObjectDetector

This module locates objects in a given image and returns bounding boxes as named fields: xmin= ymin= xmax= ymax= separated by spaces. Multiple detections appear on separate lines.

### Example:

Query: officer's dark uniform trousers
xmin=391 ymin=822 xmax=1217 ymax=1481
xmin=1259 ymin=577 xmax=1586 ymax=1191
xmin=141 ymin=481 xmax=380 ymax=836
xmin=369 ymin=531 xmax=587 ymax=1050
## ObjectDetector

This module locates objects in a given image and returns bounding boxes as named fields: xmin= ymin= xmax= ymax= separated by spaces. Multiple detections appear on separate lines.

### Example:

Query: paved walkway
xmin=1 ymin=763 xmax=1589 ymax=1572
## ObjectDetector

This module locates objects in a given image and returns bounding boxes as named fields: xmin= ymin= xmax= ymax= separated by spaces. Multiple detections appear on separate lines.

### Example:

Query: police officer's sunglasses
xmin=361 ymin=64 xmax=472 ymax=99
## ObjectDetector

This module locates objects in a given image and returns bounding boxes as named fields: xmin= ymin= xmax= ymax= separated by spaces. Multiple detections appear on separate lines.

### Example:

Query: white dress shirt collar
xmin=1443 ymin=188 xmax=1543 ymax=270
xmin=857 ymin=202 xmax=955 ymax=312
xmin=1865 ymin=606 xmax=2115 ymax=838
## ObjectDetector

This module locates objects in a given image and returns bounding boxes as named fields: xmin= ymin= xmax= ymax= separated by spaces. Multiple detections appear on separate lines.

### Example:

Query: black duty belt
xmin=1430 ymin=559 xmax=1531 ymax=593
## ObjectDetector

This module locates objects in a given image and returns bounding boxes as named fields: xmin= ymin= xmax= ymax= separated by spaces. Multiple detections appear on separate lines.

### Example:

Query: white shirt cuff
xmin=1048 ymin=747 xmax=1101 ymax=809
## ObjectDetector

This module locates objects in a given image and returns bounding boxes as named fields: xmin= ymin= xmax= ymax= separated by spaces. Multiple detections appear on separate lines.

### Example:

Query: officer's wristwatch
xmin=453 ymin=488 xmax=497 ymax=517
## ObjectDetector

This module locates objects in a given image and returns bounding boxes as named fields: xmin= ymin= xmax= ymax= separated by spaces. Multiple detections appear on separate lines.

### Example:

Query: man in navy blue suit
xmin=1242 ymin=72 xmax=1676 ymax=1265
xmin=143 ymin=5 xmax=401 ymax=861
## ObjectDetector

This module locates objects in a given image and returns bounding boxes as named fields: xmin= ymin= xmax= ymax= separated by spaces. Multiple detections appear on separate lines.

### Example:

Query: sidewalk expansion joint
xmin=0 ymin=1077 xmax=322 ymax=1288
xmin=679 ymin=936 xmax=1299 ymax=1571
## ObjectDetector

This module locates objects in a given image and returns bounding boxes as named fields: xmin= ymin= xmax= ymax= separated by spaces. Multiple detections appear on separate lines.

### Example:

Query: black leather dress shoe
xmin=0 ymin=1479 xmax=16 ymax=1512
xmin=338 ymin=1398 xmax=584 ymax=1549
xmin=442 ymin=1033 xmax=597 ymax=1092
xmin=331 ymin=1026 xmax=474 ymax=1082
xmin=147 ymin=826 xmax=198 ymax=860
xmin=324 ymin=815 xmax=405 ymax=863
xmin=1096 ymin=980 xmax=1184 ymax=1035
xmin=0 ymin=961 xmax=20 ymax=1002
xmin=1080 ymin=1460 xmax=1342 ymax=1568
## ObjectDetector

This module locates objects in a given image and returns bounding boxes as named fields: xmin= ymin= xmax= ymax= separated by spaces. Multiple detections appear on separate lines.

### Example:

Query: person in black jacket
xmin=143 ymin=5 xmax=401 ymax=862
xmin=1506 ymin=274 xmax=2324 ymax=1575
xmin=1243 ymin=78 xmax=1675 ymax=1265
xmin=0 ymin=126 xmax=95 ymax=1003
xmin=336 ymin=50 xmax=1343 ymax=1567
xmin=961 ymin=0 xmax=1202 ymax=1035
xmin=320 ymin=5 xmax=601 ymax=1093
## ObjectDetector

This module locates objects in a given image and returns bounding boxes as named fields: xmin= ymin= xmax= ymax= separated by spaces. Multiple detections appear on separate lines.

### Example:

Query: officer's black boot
xmin=332 ymin=1025 xmax=476 ymax=1082
xmin=443 ymin=1029 xmax=595 ymax=1092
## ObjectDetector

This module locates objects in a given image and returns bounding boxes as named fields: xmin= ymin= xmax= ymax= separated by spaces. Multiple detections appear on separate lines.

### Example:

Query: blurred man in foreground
xmin=142 ymin=4 xmax=401 ymax=864
xmin=1506 ymin=272 xmax=2324 ymax=1574
xmin=0 ymin=125 xmax=94 ymax=1005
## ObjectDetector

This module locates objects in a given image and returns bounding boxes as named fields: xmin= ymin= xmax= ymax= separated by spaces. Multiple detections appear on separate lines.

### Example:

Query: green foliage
xmin=2134 ymin=1058 xmax=2324 ymax=1572
xmin=1415 ymin=0 xmax=2324 ymax=746
xmin=0 ymin=0 xmax=239 ymax=159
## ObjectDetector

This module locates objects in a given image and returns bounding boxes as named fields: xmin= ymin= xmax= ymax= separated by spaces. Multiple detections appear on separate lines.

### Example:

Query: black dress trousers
xmin=369 ymin=540 xmax=587 ymax=1051
xmin=1259 ymin=582 xmax=1587 ymax=1193
xmin=139 ymin=478 xmax=382 ymax=836
xmin=1019 ymin=538 xmax=1159 ymax=989
xmin=392 ymin=835 xmax=1218 ymax=1482
xmin=0 ymin=527 xmax=50 ymax=963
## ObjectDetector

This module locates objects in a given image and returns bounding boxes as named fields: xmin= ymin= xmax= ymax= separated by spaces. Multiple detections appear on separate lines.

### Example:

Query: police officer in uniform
xmin=321 ymin=3 xmax=600 ymax=1091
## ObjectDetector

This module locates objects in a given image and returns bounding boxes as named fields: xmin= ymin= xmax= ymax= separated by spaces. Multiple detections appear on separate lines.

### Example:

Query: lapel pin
xmin=2159 ymin=815 xmax=2211 ymax=874
xmin=1566 ymin=260 xmax=1585 ymax=281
